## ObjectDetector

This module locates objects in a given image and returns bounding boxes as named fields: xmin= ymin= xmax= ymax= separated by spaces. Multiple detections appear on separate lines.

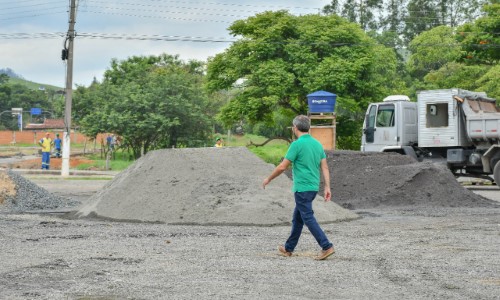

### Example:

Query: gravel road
xmin=0 ymin=149 xmax=500 ymax=300
xmin=1 ymin=176 xmax=499 ymax=299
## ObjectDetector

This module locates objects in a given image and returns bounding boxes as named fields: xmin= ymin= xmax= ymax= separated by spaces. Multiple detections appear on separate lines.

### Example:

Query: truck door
xmin=362 ymin=103 xmax=398 ymax=152
xmin=364 ymin=105 xmax=377 ymax=143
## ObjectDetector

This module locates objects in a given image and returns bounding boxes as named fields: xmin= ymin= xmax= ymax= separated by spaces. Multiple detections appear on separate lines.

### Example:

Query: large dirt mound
xmin=75 ymin=147 xmax=359 ymax=225
xmin=325 ymin=151 xmax=497 ymax=209
xmin=0 ymin=169 xmax=79 ymax=212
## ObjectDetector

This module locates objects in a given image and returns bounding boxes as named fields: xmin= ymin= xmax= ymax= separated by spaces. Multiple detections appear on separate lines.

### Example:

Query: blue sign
xmin=31 ymin=108 xmax=42 ymax=115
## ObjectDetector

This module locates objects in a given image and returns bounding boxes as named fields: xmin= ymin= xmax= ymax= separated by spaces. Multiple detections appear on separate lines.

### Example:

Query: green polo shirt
xmin=285 ymin=134 xmax=326 ymax=192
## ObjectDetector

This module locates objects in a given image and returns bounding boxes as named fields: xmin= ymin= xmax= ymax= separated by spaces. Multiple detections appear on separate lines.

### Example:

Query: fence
xmin=0 ymin=130 xmax=107 ymax=145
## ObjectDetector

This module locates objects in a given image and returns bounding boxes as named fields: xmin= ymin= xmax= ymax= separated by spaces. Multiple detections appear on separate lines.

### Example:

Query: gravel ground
xmin=0 ymin=149 xmax=500 ymax=299
xmin=0 ymin=206 xmax=499 ymax=299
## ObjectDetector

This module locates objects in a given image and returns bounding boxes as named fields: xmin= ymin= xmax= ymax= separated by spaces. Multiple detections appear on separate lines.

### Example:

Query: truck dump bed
xmin=417 ymin=89 xmax=499 ymax=147
xmin=461 ymin=95 xmax=500 ymax=141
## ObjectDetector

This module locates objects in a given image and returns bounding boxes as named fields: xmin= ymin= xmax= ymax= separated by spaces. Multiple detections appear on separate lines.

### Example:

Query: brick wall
xmin=0 ymin=131 xmax=108 ymax=145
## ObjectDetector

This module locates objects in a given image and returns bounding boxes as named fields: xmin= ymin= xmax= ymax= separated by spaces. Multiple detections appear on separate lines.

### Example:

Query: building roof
xmin=24 ymin=119 xmax=65 ymax=130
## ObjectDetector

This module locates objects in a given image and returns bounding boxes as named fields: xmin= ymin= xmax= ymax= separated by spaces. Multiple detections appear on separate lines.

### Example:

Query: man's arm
xmin=262 ymin=158 xmax=291 ymax=189
xmin=320 ymin=158 xmax=331 ymax=202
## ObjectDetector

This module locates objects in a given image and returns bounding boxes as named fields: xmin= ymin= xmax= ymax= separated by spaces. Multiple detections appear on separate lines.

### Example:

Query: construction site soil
xmin=3 ymin=156 xmax=95 ymax=170
xmin=0 ymin=148 xmax=499 ymax=299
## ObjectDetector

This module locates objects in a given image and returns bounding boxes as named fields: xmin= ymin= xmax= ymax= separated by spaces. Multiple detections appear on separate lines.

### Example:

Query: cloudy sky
xmin=0 ymin=0 xmax=328 ymax=88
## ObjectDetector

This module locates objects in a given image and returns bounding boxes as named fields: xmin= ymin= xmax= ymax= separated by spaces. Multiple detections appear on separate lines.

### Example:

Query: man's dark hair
xmin=293 ymin=115 xmax=310 ymax=132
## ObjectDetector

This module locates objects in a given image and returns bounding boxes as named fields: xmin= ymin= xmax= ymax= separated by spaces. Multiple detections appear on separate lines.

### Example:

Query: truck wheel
xmin=494 ymin=162 xmax=500 ymax=188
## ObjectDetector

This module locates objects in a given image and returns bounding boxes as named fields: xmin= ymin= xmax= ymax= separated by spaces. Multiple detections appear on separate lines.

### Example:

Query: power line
xmin=0 ymin=1 xmax=61 ymax=10
xmin=81 ymin=5 xmax=255 ymax=19
xmin=0 ymin=0 xmax=49 ymax=5
xmin=79 ymin=10 xmax=233 ymax=23
xmin=0 ymin=11 xmax=66 ymax=22
xmin=86 ymin=0 xmax=320 ymax=11
xmin=83 ymin=1 xmax=264 ymax=14
xmin=0 ymin=32 xmax=498 ymax=49
xmin=0 ymin=5 xmax=62 ymax=16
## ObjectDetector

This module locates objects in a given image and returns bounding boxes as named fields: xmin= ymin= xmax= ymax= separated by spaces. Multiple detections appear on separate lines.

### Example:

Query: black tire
xmin=494 ymin=161 xmax=500 ymax=188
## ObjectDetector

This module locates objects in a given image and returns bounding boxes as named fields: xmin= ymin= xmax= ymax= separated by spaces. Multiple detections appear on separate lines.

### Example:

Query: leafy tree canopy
xmin=456 ymin=2 xmax=500 ymax=64
xmin=76 ymin=54 xmax=214 ymax=158
xmin=0 ymin=81 xmax=54 ymax=130
xmin=206 ymin=11 xmax=403 ymax=131
xmin=407 ymin=25 xmax=461 ymax=79
xmin=423 ymin=63 xmax=499 ymax=99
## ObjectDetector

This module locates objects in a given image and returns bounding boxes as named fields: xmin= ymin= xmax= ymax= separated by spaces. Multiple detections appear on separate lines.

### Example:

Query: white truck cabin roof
xmin=383 ymin=95 xmax=411 ymax=102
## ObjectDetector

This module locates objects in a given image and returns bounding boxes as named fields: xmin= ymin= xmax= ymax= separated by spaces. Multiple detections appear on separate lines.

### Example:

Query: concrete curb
xmin=7 ymin=168 xmax=119 ymax=177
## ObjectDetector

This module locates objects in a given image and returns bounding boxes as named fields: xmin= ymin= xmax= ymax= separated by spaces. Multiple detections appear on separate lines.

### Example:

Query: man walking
xmin=262 ymin=115 xmax=334 ymax=260
xmin=39 ymin=132 xmax=53 ymax=170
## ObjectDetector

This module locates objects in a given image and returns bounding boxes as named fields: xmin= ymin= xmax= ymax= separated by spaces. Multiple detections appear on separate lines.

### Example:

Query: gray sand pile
xmin=75 ymin=147 xmax=359 ymax=225
xmin=0 ymin=169 xmax=79 ymax=212
xmin=323 ymin=151 xmax=497 ymax=209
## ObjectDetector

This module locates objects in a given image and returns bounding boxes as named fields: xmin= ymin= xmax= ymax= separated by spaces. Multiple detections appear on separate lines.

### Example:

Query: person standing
xmin=39 ymin=132 xmax=53 ymax=170
xmin=106 ymin=134 xmax=114 ymax=151
xmin=54 ymin=133 xmax=62 ymax=158
xmin=262 ymin=115 xmax=334 ymax=260
xmin=214 ymin=137 xmax=223 ymax=147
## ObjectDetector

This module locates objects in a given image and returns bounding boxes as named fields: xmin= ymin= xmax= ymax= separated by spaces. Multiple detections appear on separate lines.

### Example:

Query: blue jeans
xmin=41 ymin=152 xmax=50 ymax=169
xmin=285 ymin=191 xmax=333 ymax=252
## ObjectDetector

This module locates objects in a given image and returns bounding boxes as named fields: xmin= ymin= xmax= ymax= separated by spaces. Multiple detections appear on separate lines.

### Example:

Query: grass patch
xmin=220 ymin=134 xmax=290 ymax=165
xmin=76 ymin=152 xmax=134 ymax=171
xmin=249 ymin=144 xmax=289 ymax=165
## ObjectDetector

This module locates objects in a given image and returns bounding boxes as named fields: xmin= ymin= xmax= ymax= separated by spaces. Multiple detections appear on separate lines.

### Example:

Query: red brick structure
xmin=0 ymin=119 xmax=109 ymax=145
xmin=24 ymin=119 xmax=66 ymax=132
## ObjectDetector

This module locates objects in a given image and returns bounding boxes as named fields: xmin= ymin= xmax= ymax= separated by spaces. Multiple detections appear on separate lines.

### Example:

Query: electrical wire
xmin=0 ymin=1 xmax=61 ymax=10
xmin=81 ymin=5 xmax=255 ymax=19
xmin=0 ymin=11 xmax=66 ymax=22
xmin=79 ymin=10 xmax=233 ymax=23
xmin=0 ymin=5 xmax=63 ymax=16
xmin=85 ymin=0 xmax=320 ymax=11
xmin=0 ymin=32 xmax=497 ymax=49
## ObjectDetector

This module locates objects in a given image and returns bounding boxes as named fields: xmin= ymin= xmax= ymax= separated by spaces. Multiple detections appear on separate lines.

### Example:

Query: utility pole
xmin=62 ymin=0 xmax=76 ymax=177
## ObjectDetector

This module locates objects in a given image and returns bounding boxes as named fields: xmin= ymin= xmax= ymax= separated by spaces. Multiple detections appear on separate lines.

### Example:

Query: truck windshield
xmin=376 ymin=104 xmax=395 ymax=127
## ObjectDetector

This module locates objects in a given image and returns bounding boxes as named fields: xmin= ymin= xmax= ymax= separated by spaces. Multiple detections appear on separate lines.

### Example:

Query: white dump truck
xmin=361 ymin=88 xmax=500 ymax=186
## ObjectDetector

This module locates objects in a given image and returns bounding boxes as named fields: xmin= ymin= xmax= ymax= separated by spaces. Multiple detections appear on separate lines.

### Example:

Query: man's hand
xmin=323 ymin=188 xmax=331 ymax=202
xmin=262 ymin=159 xmax=290 ymax=189
xmin=262 ymin=178 xmax=270 ymax=189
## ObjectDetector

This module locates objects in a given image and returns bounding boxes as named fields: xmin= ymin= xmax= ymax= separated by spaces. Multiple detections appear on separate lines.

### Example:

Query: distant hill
xmin=8 ymin=77 xmax=63 ymax=91
xmin=0 ymin=68 xmax=22 ymax=79
xmin=0 ymin=68 xmax=63 ymax=91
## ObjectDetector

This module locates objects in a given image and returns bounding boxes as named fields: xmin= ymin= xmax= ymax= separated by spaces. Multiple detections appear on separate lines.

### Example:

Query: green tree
xmin=76 ymin=54 xmax=214 ymax=158
xmin=423 ymin=62 xmax=490 ymax=90
xmin=416 ymin=2 xmax=499 ymax=99
xmin=0 ymin=74 xmax=9 ymax=84
xmin=403 ymin=0 xmax=442 ymax=44
xmin=0 ymin=82 xmax=53 ymax=129
xmin=456 ymin=2 xmax=500 ymax=65
xmin=475 ymin=65 xmax=500 ymax=99
xmin=407 ymin=25 xmax=462 ymax=79
xmin=323 ymin=0 xmax=384 ymax=31
xmin=207 ymin=11 xmax=404 ymax=150
xmin=435 ymin=0 xmax=487 ymax=27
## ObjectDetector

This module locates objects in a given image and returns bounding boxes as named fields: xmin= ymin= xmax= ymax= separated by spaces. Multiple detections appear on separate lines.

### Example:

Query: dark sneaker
xmin=278 ymin=245 xmax=292 ymax=257
xmin=314 ymin=247 xmax=335 ymax=260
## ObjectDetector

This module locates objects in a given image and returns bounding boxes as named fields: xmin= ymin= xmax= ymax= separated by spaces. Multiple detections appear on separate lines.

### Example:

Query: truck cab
xmin=362 ymin=89 xmax=500 ymax=187
xmin=361 ymin=95 xmax=418 ymax=154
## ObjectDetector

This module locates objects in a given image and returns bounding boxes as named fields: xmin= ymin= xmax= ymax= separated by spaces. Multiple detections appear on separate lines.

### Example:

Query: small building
xmin=24 ymin=119 xmax=65 ymax=133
